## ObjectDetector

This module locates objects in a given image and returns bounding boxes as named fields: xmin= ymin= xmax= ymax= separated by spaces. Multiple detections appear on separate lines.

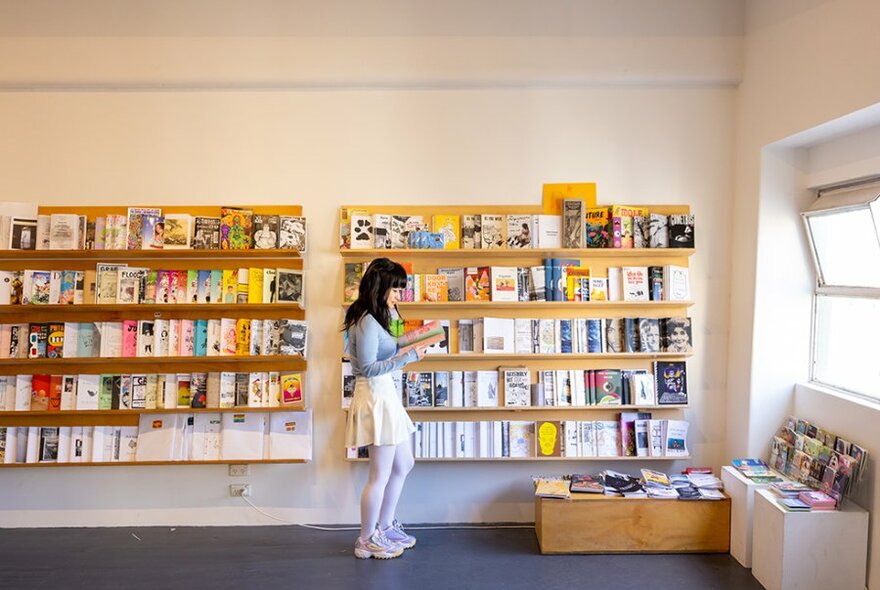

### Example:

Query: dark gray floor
xmin=0 ymin=526 xmax=763 ymax=590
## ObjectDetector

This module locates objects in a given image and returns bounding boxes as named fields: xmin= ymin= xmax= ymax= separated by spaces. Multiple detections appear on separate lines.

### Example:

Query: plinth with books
xmin=534 ymin=468 xmax=730 ymax=554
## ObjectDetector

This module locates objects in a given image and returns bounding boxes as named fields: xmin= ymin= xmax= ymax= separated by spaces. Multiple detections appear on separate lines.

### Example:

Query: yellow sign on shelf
xmin=542 ymin=183 xmax=598 ymax=214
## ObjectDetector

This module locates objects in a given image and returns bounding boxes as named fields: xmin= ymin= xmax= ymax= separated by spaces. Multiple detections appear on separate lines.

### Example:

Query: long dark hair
xmin=343 ymin=258 xmax=408 ymax=335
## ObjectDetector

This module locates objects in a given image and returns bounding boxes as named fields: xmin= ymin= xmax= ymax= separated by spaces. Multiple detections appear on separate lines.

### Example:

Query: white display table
xmin=720 ymin=465 xmax=775 ymax=567
xmin=752 ymin=489 xmax=868 ymax=590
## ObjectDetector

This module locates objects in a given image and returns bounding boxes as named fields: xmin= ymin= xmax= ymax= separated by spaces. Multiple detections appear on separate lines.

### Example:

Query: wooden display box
xmin=535 ymin=494 xmax=731 ymax=554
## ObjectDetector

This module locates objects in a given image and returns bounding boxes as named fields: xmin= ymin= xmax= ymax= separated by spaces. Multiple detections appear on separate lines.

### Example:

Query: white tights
xmin=360 ymin=438 xmax=415 ymax=540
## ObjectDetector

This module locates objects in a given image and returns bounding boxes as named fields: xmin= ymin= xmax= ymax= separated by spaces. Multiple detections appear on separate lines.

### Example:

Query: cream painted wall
xmin=727 ymin=0 xmax=880 ymax=460
xmin=0 ymin=0 xmax=743 ymax=88
xmin=731 ymin=1 xmax=880 ymax=587
xmin=0 ymin=87 xmax=734 ymax=526
xmin=0 ymin=0 xmax=742 ymax=527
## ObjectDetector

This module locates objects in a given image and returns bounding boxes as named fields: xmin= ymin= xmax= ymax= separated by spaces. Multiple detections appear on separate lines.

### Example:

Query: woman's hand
xmin=413 ymin=345 xmax=429 ymax=361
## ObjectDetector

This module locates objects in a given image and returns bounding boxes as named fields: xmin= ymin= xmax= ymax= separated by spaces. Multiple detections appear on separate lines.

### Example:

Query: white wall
xmin=727 ymin=0 xmax=880 ymax=459
xmin=0 ymin=87 xmax=734 ymax=526
xmin=0 ymin=0 xmax=743 ymax=88
xmin=0 ymin=1 xmax=742 ymax=527
xmin=730 ymin=1 xmax=880 ymax=587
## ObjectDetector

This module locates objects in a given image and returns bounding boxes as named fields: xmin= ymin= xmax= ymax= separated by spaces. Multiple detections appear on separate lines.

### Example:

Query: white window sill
xmin=796 ymin=381 xmax=880 ymax=414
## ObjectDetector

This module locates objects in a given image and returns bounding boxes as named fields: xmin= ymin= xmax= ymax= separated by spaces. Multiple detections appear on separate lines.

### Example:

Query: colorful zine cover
xmin=59 ymin=270 xmax=77 ymax=305
xmin=655 ymin=361 xmax=688 ymax=405
xmin=126 ymin=207 xmax=162 ymax=250
xmin=281 ymin=373 xmax=304 ymax=405
xmin=464 ymin=267 xmax=490 ymax=301
xmin=585 ymin=207 xmax=611 ymax=248
xmin=611 ymin=205 xmax=649 ymax=249
xmin=141 ymin=215 xmax=165 ymax=250
xmin=220 ymin=207 xmax=254 ymax=250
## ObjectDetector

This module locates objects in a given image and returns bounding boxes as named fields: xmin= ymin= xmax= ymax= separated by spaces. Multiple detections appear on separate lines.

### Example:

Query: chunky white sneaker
xmin=354 ymin=529 xmax=404 ymax=559
xmin=383 ymin=519 xmax=416 ymax=549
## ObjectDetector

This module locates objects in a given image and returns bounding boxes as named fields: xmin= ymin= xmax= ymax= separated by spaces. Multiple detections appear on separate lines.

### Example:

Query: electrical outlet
xmin=228 ymin=464 xmax=249 ymax=477
xmin=229 ymin=484 xmax=251 ymax=497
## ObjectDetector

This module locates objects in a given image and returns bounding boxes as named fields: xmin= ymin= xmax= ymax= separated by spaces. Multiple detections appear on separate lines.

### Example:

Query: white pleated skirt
xmin=344 ymin=373 xmax=415 ymax=448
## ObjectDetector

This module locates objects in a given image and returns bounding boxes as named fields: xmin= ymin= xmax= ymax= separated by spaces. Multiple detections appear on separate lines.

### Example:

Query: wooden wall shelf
xmin=342 ymin=405 xmax=688 ymax=414
xmin=0 ymin=249 xmax=303 ymax=261
xmin=0 ymin=406 xmax=304 ymax=417
xmin=400 ymin=404 xmax=688 ymax=413
xmin=0 ymin=459 xmax=308 ymax=468
xmin=0 ymin=354 xmax=306 ymax=376
xmin=0 ymin=204 xmax=310 ymax=468
xmin=339 ymin=202 xmax=694 ymax=465
xmin=0 ymin=303 xmax=304 ymax=314
xmin=346 ymin=300 xmax=694 ymax=311
xmin=340 ymin=248 xmax=695 ymax=259
xmin=408 ymin=352 xmax=692 ymax=362
xmin=0 ymin=404 xmax=307 ymax=427
xmin=347 ymin=455 xmax=690 ymax=462
xmin=0 ymin=303 xmax=305 ymax=322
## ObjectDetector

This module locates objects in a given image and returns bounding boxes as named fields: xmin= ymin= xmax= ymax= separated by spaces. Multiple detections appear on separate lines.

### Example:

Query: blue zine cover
xmin=560 ymin=319 xmax=572 ymax=353
xmin=587 ymin=319 xmax=603 ymax=353
xmin=194 ymin=319 xmax=208 ymax=356
xmin=543 ymin=259 xmax=556 ymax=302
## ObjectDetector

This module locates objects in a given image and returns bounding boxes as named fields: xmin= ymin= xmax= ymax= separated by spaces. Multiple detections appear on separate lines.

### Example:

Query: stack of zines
xmin=602 ymin=470 xmax=646 ymax=497
xmin=732 ymin=458 xmax=784 ymax=483
xmin=533 ymin=469 xmax=726 ymax=501
xmin=769 ymin=482 xmax=837 ymax=512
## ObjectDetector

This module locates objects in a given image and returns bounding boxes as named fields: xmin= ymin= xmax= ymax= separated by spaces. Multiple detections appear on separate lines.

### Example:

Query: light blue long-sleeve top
xmin=348 ymin=313 xmax=418 ymax=378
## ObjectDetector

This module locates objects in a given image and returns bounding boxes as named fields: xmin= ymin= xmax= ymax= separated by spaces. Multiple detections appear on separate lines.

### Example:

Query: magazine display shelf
xmin=0 ymin=204 xmax=308 ymax=467
xmin=339 ymin=202 xmax=694 ymax=462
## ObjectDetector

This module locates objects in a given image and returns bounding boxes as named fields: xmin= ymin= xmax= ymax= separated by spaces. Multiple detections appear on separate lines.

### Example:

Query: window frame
xmin=803 ymin=178 xmax=880 ymax=401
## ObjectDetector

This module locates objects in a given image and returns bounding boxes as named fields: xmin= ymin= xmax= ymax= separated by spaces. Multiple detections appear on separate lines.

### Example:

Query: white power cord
xmin=239 ymin=496 xmax=533 ymax=530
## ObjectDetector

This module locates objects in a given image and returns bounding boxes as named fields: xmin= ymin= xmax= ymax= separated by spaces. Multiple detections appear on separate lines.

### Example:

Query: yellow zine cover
xmin=432 ymin=215 xmax=461 ymax=249
xmin=235 ymin=318 xmax=250 ymax=356
xmin=423 ymin=274 xmax=449 ymax=302
xmin=542 ymin=183 xmax=597 ymax=214
xmin=222 ymin=269 xmax=236 ymax=304
xmin=248 ymin=267 xmax=263 ymax=304
xmin=565 ymin=266 xmax=592 ymax=302
xmin=281 ymin=373 xmax=304 ymax=404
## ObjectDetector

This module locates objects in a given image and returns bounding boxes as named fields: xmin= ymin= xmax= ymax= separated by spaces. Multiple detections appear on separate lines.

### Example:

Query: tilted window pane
xmin=807 ymin=208 xmax=880 ymax=288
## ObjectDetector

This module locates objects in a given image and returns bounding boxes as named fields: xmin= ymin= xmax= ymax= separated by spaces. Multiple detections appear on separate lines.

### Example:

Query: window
xmin=802 ymin=180 xmax=880 ymax=400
